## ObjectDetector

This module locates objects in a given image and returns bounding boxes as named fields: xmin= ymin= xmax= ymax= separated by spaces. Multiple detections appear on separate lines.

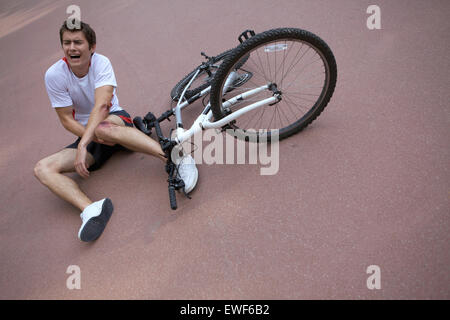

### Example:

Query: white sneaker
xmin=174 ymin=152 xmax=198 ymax=194
xmin=78 ymin=198 xmax=114 ymax=242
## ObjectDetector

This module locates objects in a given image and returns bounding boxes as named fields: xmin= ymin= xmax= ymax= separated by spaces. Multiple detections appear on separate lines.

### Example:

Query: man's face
xmin=61 ymin=31 xmax=95 ymax=70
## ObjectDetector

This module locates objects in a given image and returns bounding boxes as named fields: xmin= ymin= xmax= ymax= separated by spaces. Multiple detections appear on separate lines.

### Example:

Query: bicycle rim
xmin=211 ymin=31 xmax=336 ymax=142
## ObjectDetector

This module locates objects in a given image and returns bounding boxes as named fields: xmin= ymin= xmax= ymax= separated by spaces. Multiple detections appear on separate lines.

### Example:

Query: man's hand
xmin=75 ymin=145 xmax=90 ymax=178
xmin=78 ymin=85 xmax=115 ymax=149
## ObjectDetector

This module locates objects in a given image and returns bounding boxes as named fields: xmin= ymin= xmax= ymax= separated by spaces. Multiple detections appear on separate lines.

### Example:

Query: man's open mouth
xmin=70 ymin=55 xmax=81 ymax=60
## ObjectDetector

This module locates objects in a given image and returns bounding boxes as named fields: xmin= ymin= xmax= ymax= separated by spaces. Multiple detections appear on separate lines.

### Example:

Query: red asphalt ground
xmin=0 ymin=0 xmax=449 ymax=300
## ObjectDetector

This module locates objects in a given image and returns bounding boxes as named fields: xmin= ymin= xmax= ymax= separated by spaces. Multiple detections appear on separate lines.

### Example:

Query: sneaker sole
xmin=79 ymin=198 xmax=114 ymax=242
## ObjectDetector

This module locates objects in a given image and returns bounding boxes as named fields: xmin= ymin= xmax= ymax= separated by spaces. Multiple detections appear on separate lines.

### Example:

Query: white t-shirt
xmin=44 ymin=52 xmax=122 ymax=126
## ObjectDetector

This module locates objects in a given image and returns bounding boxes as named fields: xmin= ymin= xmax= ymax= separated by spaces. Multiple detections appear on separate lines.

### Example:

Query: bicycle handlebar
xmin=139 ymin=111 xmax=190 ymax=210
xmin=168 ymin=185 xmax=177 ymax=210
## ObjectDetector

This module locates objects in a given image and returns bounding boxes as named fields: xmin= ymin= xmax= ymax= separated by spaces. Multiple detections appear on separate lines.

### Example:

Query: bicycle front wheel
xmin=210 ymin=28 xmax=337 ymax=142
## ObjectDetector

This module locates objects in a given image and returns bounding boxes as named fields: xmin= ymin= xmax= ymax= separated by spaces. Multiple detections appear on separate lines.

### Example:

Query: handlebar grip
xmin=168 ymin=185 xmax=177 ymax=210
xmin=133 ymin=116 xmax=151 ymax=135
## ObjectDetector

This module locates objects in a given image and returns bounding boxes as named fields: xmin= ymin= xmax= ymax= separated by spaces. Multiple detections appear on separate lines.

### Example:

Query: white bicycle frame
xmin=172 ymin=69 xmax=278 ymax=144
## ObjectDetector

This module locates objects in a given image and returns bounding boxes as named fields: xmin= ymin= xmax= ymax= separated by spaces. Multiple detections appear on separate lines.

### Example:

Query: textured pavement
xmin=0 ymin=0 xmax=449 ymax=299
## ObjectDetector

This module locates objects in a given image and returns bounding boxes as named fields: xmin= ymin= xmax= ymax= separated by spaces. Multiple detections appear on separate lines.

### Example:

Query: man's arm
xmin=79 ymin=85 xmax=114 ymax=147
xmin=55 ymin=106 xmax=86 ymax=138
xmin=75 ymin=85 xmax=114 ymax=178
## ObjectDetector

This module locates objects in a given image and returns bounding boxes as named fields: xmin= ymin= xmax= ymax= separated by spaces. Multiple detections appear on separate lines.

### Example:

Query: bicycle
xmin=133 ymin=27 xmax=337 ymax=210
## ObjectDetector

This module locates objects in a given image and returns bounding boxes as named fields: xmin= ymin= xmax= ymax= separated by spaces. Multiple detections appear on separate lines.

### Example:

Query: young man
xmin=35 ymin=20 xmax=198 ymax=242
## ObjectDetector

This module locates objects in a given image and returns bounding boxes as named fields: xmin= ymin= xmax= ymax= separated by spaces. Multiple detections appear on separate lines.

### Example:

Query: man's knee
xmin=94 ymin=121 xmax=119 ymax=141
xmin=34 ymin=158 xmax=59 ymax=183
xmin=34 ymin=159 xmax=49 ymax=182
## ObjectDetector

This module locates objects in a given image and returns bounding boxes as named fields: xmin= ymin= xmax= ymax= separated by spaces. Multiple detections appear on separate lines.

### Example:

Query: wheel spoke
xmin=211 ymin=29 xmax=336 ymax=142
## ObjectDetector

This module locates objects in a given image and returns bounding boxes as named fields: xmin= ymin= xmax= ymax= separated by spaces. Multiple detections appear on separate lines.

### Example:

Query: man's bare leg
xmin=94 ymin=115 xmax=167 ymax=162
xmin=95 ymin=115 xmax=198 ymax=193
xmin=35 ymin=113 xmax=166 ymax=211
xmin=34 ymin=148 xmax=95 ymax=211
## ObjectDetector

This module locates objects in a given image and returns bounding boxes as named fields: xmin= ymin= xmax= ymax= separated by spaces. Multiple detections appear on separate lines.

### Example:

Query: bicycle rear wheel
xmin=210 ymin=28 xmax=337 ymax=142
xmin=171 ymin=49 xmax=249 ymax=101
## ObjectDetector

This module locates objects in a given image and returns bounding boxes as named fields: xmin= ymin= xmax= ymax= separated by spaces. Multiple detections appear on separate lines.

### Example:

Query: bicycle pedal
xmin=238 ymin=29 xmax=256 ymax=43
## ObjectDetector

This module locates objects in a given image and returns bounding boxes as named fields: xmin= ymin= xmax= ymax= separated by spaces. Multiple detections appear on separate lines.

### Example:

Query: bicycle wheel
xmin=171 ymin=49 xmax=249 ymax=101
xmin=210 ymin=28 xmax=337 ymax=142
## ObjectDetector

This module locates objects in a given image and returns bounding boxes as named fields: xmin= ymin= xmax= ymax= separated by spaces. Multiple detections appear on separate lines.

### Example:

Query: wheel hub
xmin=268 ymin=83 xmax=282 ymax=105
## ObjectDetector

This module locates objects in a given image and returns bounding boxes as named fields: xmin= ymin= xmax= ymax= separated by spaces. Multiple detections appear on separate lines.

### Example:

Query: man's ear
xmin=90 ymin=43 xmax=96 ymax=53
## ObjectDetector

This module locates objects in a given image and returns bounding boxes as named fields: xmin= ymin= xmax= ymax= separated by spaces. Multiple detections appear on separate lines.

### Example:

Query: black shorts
xmin=66 ymin=110 xmax=134 ymax=171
